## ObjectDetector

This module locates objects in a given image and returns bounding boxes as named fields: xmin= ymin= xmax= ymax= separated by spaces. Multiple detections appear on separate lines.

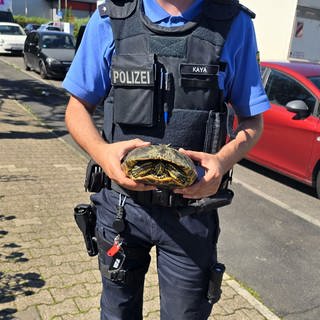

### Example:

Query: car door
xmin=24 ymin=32 xmax=33 ymax=64
xmin=29 ymin=33 xmax=40 ymax=71
xmin=248 ymin=68 xmax=318 ymax=182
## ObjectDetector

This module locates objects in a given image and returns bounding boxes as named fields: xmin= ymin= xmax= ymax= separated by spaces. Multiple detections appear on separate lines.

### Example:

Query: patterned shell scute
xmin=121 ymin=144 xmax=198 ymax=188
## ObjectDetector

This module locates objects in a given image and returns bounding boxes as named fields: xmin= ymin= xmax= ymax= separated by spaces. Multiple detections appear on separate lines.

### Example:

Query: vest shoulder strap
xmin=203 ymin=0 xmax=239 ymax=20
xmin=239 ymin=3 xmax=256 ymax=19
xmin=205 ymin=1 xmax=255 ymax=20
xmin=98 ymin=0 xmax=137 ymax=19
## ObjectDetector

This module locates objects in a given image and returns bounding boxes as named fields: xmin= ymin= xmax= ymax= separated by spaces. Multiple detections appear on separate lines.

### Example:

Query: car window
xmin=308 ymin=76 xmax=320 ymax=90
xmin=29 ymin=33 xmax=36 ymax=44
xmin=265 ymin=69 xmax=316 ymax=112
xmin=0 ymin=25 xmax=25 ymax=35
xmin=260 ymin=65 xmax=266 ymax=76
xmin=41 ymin=34 xmax=74 ymax=49
xmin=34 ymin=34 xmax=40 ymax=45
xmin=0 ymin=12 xmax=14 ymax=23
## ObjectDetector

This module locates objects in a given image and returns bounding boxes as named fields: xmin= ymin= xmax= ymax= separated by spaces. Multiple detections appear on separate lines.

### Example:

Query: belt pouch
xmin=84 ymin=159 xmax=108 ymax=192
xmin=207 ymin=262 xmax=225 ymax=304
xmin=111 ymin=54 xmax=158 ymax=127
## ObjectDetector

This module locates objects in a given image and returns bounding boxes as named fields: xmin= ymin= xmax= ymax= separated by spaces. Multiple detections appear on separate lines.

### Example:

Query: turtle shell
xmin=121 ymin=144 xmax=197 ymax=188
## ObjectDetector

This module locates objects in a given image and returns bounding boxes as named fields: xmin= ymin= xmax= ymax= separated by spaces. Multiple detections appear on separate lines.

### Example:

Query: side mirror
xmin=285 ymin=100 xmax=310 ymax=119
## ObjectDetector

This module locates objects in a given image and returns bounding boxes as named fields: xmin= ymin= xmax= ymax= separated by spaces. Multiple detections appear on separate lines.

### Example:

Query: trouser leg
xmin=153 ymin=208 xmax=220 ymax=320
xmin=91 ymin=189 xmax=152 ymax=320
xmin=91 ymin=188 xmax=221 ymax=320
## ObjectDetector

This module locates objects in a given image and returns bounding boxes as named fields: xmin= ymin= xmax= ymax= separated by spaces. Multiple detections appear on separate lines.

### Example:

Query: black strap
xmin=110 ymin=181 xmax=233 ymax=214
xmin=111 ymin=181 xmax=193 ymax=207
xmin=99 ymin=259 xmax=148 ymax=284
xmin=180 ymin=78 xmax=216 ymax=88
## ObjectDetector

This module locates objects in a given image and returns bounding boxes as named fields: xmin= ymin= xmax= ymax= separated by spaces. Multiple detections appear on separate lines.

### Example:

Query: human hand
xmin=173 ymin=149 xmax=224 ymax=199
xmin=99 ymin=139 xmax=157 ymax=191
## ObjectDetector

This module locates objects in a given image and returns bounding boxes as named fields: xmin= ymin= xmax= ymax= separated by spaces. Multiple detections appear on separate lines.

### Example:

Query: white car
xmin=0 ymin=22 xmax=26 ymax=55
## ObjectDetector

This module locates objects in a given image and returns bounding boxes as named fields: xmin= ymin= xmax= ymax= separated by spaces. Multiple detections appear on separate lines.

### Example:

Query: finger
xmin=124 ymin=139 xmax=150 ymax=152
xmin=173 ymin=179 xmax=204 ymax=195
xmin=179 ymin=149 xmax=208 ymax=164
xmin=119 ymin=139 xmax=151 ymax=160
xmin=119 ymin=178 xmax=156 ymax=191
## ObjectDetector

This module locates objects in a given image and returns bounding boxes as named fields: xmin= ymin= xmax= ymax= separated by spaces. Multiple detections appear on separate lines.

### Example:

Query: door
xmin=29 ymin=33 xmax=40 ymax=71
xmin=24 ymin=32 xmax=34 ymax=65
xmin=248 ymin=68 xmax=318 ymax=182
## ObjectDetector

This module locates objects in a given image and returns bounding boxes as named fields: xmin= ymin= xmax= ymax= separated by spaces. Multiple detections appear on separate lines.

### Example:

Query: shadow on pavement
xmin=0 ymin=78 xmax=67 ymax=107
xmin=0 ymin=214 xmax=45 ymax=319
xmin=0 ymin=77 xmax=104 ymax=140
xmin=0 ymin=131 xmax=61 ymax=140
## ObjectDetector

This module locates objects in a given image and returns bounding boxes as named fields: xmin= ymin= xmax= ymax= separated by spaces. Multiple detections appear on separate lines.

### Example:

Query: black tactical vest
xmin=100 ymin=0 xmax=249 ymax=152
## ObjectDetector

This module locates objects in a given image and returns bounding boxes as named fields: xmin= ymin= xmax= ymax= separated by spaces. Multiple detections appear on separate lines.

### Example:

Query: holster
xmin=177 ymin=189 xmax=234 ymax=217
xmin=74 ymin=204 xmax=98 ymax=256
xmin=207 ymin=262 xmax=225 ymax=304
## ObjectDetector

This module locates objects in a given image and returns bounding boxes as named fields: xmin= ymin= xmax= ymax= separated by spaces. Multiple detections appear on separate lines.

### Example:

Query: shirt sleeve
xmin=220 ymin=11 xmax=270 ymax=117
xmin=62 ymin=10 xmax=114 ymax=106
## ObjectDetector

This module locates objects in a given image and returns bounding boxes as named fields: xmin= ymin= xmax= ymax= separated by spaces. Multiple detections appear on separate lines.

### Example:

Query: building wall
xmin=12 ymin=0 xmax=97 ymax=19
xmin=241 ymin=0 xmax=298 ymax=61
xmin=13 ymin=0 xmax=53 ymax=18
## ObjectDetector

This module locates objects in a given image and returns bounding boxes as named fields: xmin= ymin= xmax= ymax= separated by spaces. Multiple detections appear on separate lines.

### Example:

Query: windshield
xmin=308 ymin=76 xmax=320 ymax=90
xmin=41 ymin=34 xmax=75 ymax=49
xmin=0 ymin=25 xmax=25 ymax=35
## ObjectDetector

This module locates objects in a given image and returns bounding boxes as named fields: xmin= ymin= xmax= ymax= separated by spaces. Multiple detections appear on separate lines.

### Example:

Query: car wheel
xmin=23 ymin=55 xmax=30 ymax=71
xmin=39 ymin=61 xmax=48 ymax=79
xmin=316 ymin=169 xmax=320 ymax=199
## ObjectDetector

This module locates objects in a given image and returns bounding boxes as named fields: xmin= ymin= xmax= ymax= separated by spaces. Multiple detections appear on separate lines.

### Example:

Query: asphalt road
xmin=1 ymin=55 xmax=319 ymax=320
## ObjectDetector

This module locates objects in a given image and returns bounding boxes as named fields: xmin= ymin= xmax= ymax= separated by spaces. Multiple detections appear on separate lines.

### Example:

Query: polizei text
xmin=112 ymin=69 xmax=152 ymax=86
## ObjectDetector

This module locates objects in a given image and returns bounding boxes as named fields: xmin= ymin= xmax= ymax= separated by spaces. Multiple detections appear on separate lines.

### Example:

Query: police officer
xmin=63 ymin=0 xmax=270 ymax=319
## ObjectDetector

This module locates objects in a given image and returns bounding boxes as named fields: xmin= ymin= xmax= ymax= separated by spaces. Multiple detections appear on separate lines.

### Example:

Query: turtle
xmin=121 ymin=144 xmax=198 ymax=188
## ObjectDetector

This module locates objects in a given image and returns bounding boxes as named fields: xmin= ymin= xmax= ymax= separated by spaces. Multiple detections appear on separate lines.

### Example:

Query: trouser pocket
xmin=96 ymin=228 xmax=151 ymax=285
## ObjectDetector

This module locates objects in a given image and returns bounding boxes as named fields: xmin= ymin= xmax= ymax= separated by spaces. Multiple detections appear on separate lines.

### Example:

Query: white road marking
xmin=234 ymin=177 xmax=320 ymax=228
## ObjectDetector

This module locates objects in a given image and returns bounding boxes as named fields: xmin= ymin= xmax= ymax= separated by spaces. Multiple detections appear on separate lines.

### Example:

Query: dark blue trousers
xmin=91 ymin=188 xmax=220 ymax=320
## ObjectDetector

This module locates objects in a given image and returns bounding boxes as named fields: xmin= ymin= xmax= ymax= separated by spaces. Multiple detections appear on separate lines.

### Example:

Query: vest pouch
xmin=177 ymin=63 xmax=221 ymax=109
xmin=203 ymin=110 xmax=227 ymax=154
xmin=180 ymin=63 xmax=220 ymax=89
xmin=111 ymin=54 xmax=158 ymax=127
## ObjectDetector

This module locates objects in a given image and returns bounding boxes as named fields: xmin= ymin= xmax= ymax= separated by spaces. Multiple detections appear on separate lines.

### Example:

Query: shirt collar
xmin=143 ymin=0 xmax=203 ymax=23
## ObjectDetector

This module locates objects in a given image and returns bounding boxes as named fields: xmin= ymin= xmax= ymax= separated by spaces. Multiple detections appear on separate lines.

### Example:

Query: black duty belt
xmin=110 ymin=182 xmax=194 ymax=208
xmin=110 ymin=182 xmax=234 ymax=214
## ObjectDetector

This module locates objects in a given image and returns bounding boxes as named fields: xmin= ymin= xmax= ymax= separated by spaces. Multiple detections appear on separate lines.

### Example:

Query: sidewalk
xmin=0 ymin=97 xmax=281 ymax=320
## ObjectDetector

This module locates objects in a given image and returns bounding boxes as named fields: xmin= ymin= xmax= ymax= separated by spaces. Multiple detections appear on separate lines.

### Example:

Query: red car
xmin=246 ymin=61 xmax=320 ymax=198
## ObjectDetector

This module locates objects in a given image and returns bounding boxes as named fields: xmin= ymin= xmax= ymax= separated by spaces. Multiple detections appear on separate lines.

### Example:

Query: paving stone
xmin=61 ymin=308 xmax=101 ymax=320
xmin=74 ymin=295 xmax=100 ymax=312
xmin=14 ymin=289 xmax=54 ymax=311
xmin=37 ymin=299 xmax=79 ymax=320
xmin=50 ymin=284 xmax=89 ymax=303
xmin=14 ymin=306 xmax=42 ymax=320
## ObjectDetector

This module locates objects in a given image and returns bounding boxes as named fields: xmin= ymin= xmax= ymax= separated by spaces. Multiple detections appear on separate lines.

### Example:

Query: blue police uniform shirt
xmin=63 ymin=0 xmax=270 ymax=117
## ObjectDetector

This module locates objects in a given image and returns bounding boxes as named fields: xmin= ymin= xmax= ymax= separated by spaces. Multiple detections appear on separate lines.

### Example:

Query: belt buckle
xmin=151 ymin=189 xmax=171 ymax=207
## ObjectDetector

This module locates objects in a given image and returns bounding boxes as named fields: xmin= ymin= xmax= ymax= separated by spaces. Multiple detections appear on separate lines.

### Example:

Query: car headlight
xmin=46 ymin=57 xmax=60 ymax=65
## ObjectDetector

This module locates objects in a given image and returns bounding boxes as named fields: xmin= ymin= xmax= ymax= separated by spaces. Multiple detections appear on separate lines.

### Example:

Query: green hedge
xmin=72 ymin=17 xmax=89 ymax=39
xmin=14 ymin=15 xmax=49 ymax=27
xmin=14 ymin=15 xmax=89 ymax=39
